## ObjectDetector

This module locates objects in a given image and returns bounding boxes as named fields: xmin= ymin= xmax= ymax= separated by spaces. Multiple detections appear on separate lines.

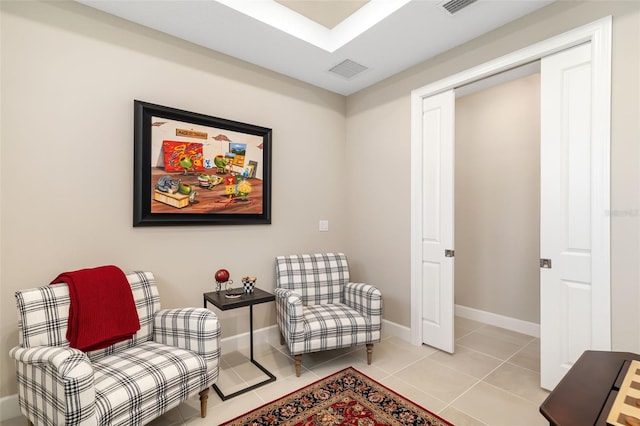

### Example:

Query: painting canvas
xmin=134 ymin=100 xmax=272 ymax=226
xmin=161 ymin=141 xmax=205 ymax=173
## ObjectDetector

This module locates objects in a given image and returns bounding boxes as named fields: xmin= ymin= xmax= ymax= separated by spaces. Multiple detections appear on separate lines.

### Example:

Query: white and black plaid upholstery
xmin=275 ymin=253 xmax=382 ymax=356
xmin=10 ymin=271 xmax=221 ymax=426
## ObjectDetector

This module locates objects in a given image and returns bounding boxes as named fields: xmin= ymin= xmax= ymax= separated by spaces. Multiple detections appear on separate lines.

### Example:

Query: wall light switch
xmin=319 ymin=220 xmax=329 ymax=232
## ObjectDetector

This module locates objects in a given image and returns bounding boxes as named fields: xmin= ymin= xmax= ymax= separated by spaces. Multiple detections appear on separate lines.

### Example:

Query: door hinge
xmin=540 ymin=258 xmax=552 ymax=269
xmin=445 ymin=249 xmax=455 ymax=258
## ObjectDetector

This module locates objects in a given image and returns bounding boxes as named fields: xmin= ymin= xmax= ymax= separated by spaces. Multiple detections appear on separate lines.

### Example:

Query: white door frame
xmin=410 ymin=17 xmax=611 ymax=347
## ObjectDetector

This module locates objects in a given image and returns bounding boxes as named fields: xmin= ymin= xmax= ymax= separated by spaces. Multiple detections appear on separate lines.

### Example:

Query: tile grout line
xmin=440 ymin=329 xmax=542 ymax=419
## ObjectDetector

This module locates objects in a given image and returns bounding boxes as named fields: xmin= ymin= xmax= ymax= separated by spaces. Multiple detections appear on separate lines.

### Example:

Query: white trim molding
xmin=0 ymin=319 xmax=414 ymax=422
xmin=220 ymin=320 xmax=414 ymax=353
xmin=455 ymin=305 xmax=540 ymax=338
xmin=0 ymin=394 xmax=20 ymax=422
xmin=381 ymin=318 xmax=412 ymax=342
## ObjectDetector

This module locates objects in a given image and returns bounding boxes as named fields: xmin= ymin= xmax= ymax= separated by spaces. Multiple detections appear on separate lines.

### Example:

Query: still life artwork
xmin=134 ymin=101 xmax=271 ymax=226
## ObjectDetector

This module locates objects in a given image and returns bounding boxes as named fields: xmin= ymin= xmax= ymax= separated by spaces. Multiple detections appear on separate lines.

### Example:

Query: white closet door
xmin=419 ymin=90 xmax=455 ymax=353
xmin=540 ymin=42 xmax=597 ymax=390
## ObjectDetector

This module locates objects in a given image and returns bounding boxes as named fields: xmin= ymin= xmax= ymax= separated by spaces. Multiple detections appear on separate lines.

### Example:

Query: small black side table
xmin=203 ymin=288 xmax=276 ymax=400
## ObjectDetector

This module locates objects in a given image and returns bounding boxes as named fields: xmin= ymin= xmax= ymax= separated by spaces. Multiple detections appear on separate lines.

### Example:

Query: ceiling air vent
xmin=329 ymin=59 xmax=368 ymax=80
xmin=439 ymin=0 xmax=478 ymax=14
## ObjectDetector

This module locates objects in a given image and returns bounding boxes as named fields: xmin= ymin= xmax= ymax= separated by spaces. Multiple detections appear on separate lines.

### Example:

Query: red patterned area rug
xmin=220 ymin=367 xmax=453 ymax=426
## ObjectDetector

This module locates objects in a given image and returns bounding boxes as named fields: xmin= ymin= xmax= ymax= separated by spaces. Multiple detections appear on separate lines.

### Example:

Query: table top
xmin=203 ymin=287 xmax=275 ymax=310
xmin=539 ymin=350 xmax=640 ymax=426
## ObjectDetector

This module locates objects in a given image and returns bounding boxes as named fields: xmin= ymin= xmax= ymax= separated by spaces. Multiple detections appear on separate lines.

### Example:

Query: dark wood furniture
xmin=540 ymin=351 xmax=640 ymax=426
xmin=203 ymin=288 xmax=276 ymax=400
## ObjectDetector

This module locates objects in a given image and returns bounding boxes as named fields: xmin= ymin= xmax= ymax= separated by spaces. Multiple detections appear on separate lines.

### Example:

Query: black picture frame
xmin=133 ymin=100 xmax=272 ymax=226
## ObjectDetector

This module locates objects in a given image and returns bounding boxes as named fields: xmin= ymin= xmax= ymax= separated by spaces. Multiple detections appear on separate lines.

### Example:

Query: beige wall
xmin=454 ymin=74 xmax=541 ymax=323
xmin=346 ymin=0 xmax=639 ymax=346
xmin=0 ymin=1 xmax=348 ymax=397
xmin=1 ymin=0 xmax=639 ymax=401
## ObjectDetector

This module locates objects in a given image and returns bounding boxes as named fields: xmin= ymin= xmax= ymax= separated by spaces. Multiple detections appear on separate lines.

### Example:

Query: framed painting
xmin=133 ymin=100 xmax=272 ymax=226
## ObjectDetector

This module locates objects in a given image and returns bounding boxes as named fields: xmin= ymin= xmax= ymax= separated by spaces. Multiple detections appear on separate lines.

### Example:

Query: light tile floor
xmin=2 ymin=318 xmax=550 ymax=426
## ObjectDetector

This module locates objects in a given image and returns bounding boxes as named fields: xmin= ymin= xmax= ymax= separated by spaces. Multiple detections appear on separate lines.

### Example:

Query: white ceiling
xmin=76 ymin=0 xmax=554 ymax=96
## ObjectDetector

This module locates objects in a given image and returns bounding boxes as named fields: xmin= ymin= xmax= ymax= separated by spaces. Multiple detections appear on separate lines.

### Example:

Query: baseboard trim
xmin=0 ymin=394 xmax=20 ymax=422
xmin=1 ymin=320 xmax=413 ymax=422
xmin=220 ymin=320 xmax=413 ymax=353
xmin=455 ymin=304 xmax=540 ymax=338
xmin=220 ymin=324 xmax=281 ymax=353
xmin=381 ymin=318 xmax=412 ymax=342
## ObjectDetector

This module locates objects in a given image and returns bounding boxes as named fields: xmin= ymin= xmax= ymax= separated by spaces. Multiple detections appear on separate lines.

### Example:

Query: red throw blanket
xmin=51 ymin=265 xmax=140 ymax=351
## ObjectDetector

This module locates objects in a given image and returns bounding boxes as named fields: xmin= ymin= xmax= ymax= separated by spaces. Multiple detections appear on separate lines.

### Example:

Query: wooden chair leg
xmin=366 ymin=344 xmax=373 ymax=365
xmin=280 ymin=332 xmax=285 ymax=345
xmin=199 ymin=388 xmax=209 ymax=418
xmin=28 ymin=420 xmax=34 ymax=426
xmin=294 ymin=354 xmax=302 ymax=377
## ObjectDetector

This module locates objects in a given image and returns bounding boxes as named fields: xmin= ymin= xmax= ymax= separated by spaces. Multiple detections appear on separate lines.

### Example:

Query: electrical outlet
xmin=319 ymin=220 xmax=329 ymax=232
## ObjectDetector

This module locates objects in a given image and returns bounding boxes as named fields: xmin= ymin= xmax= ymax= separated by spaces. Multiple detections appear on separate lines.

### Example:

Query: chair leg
xmin=366 ymin=344 xmax=373 ymax=365
xmin=27 ymin=421 xmax=34 ymax=426
xmin=280 ymin=332 xmax=285 ymax=345
xmin=199 ymin=388 xmax=209 ymax=418
xmin=294 ymin=354 xmax=302 ymax=377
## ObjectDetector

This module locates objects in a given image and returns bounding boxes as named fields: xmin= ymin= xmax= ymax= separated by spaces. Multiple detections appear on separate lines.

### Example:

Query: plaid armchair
xmin=275 ymin=253 xmax=382 ymax=376
xmin=9 ymin=271 xmax=221 ymax=426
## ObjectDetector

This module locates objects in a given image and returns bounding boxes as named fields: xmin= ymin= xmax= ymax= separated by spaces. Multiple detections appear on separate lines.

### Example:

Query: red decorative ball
xmin=215 ymin=269 xmax=230 ymax=282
